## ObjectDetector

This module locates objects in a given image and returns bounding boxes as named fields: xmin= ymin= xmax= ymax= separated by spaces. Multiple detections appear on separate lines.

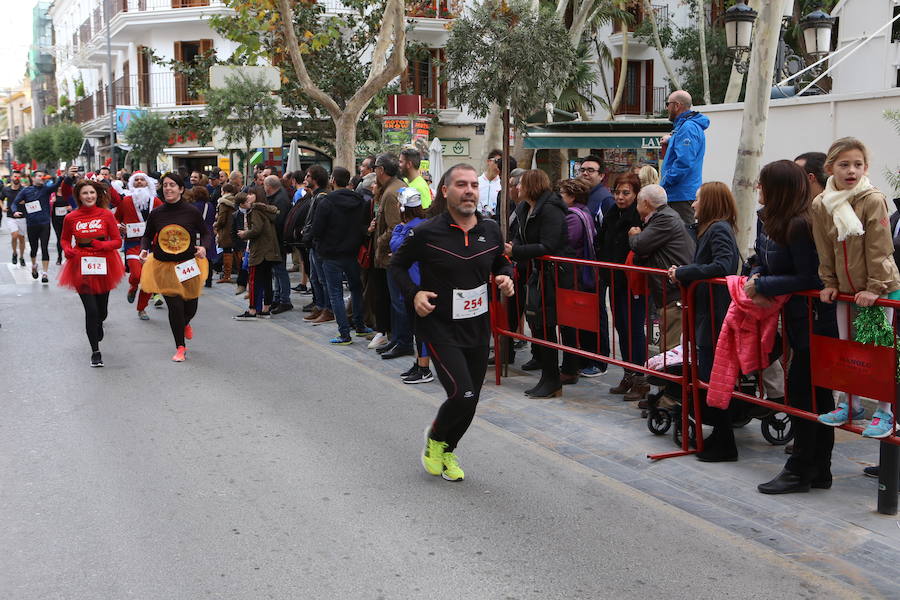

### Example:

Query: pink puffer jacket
xmin=706 ymin=276 xmax=788 ymax=409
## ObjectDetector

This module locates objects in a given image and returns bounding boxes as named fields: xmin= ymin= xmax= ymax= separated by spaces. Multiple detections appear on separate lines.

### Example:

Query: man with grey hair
xmin=660 ymin=89 xmax=709 ymax=225
xmin=626 ymin=184 xmax=695 ymax=396
xmin=263 ymin=174 xmax=295 ymax=313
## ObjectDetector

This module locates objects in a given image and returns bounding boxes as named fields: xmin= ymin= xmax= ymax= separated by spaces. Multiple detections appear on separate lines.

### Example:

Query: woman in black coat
xmin=596 ymin=173 xmax=646 ymax=399
xmin=746 ymin=160 xmax=837 ymax=494
xmin=670 ymin=182 xmax=740 ymax=462
xmin=506 ymin=169 xmax=573 ymax=398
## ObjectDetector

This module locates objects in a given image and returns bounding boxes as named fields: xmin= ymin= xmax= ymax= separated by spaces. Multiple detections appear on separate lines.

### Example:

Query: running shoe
xmin=172 ymin=346 xmax=186 ymax=362
xmin=153 ymin=295 xmax=164 ymax=308
xmin=56 ymin=256 xmax=62 ymax=265
xmin=235 ymin=286 xmax=246 ymax=295
xmin=403 ymin=367 xmax=434 ymax=385
xmin=818 ymin=402 xmax=865 ymax=427
xmin=19 ymin=257 xmax=25 ymax=267
xmin=258 ymin=310 xmax=272 ymax=319
xmin=862 ymin=410 xmax=895 ymax=439
xmin=31 ymin=265 xmax=38 ymax=279
xmin=864 ymin=466 xmax=879 ymax=478
xmin=184 ymin=324 xmax=193 ymax=340
xmin=401 ymin=362 xmax=418 ymax=378
xmin=422 ymin=427 xmax=445 ymax=476
xmin=368 ymin=332 xmax=389 ymax=349
xmin=127 ymin=289 xmax=136 ymax=304
xmin=90 ymin=351 xmax=103 ymax=368
xmin=579 ymin=365 xmax=604 ymax=378
xmin=11 ymin=253 xmax=16 ymax=265
xmin=233 ymin=311 xmax=257 ymax=321
xmin=138 ymin=310 xmax=149 ymax=321
xmin=330 ymin=336 xmax=352 ymax=345
xmin=41 ymin=272 xmax=48 ymax=284
xmin=354 ymin=326 xmax=374 ymax=337
xmin=441 ymin=452 xmax=464 ymax=481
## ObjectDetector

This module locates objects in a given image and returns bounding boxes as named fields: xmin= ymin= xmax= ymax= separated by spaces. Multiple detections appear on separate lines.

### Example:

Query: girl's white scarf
xmin=820 ymin=175 xmax=873 ymax=242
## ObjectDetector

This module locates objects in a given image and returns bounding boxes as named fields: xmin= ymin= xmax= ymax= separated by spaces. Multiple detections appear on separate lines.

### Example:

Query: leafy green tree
xmin=29 ymin=126 xmax=59 ymax=169
xmin=124 ymin=111 xmax=171 ymax=171
xmin=52 ymin=123 xmax=84 ymax=164
xmin=13 ymin=133 xmax=33 ymax=164
xmin=444 ymin=0 xmax=576 ymax=128
xmin=205 ymin=71 xmax=282 ymax=181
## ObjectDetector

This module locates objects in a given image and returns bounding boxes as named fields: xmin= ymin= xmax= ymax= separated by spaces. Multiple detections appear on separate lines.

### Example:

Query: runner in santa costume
xmin=58 ymin=180 xmax=126 ymax=367
xmin=116 ymin=171 xmax=162 ymax=320
xmin=139 ymin=172 xmax=210 ymax=362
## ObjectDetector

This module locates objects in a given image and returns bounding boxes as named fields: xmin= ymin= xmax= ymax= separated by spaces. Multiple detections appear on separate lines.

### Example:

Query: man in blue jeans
xmin=310 ymin=166 xmax=372 ymax=344
xmin=263 ymin=175 xmax=295 ymax=314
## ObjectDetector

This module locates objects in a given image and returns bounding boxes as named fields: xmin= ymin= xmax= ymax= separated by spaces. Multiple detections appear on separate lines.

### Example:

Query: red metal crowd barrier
xmin=490 ymin=258 xmax=900 ymax=514
xmin=489 ymin=255 xmax=702 ymax=459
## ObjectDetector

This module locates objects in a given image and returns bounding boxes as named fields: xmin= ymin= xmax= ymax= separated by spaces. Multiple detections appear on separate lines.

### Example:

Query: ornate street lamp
xmin=781 ymin=0 xmax=795 ymax=22
xmin=724 ymin=0 xmax=758 ymax=74
xmin=800 ymin=3 xmax=836 ymax=59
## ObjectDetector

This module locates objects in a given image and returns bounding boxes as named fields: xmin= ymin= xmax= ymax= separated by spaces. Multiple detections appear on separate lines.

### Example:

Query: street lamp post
xmin=725 ymin=0 xmax=835 ymax=93
xmin=101 ymin=0 xmax=116 ymax=172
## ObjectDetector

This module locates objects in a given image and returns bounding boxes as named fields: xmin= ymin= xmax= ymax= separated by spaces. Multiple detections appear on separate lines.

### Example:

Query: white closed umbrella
xmin=286 ymin=139 xmax=301 ymax=174
xmin=428 ymin=137 xmax=444 ymax=195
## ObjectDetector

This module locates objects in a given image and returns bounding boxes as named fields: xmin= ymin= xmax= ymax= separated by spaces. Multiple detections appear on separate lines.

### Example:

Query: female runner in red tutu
xmin=59 ymin=180 xmax=125 ymax=367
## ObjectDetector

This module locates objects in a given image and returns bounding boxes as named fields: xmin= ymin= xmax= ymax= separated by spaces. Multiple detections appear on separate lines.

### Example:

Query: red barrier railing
xmin=490 ymin=255 xmax=702 ymax=459
xmin=490 ymin=260 xmax=900 ymax=513
xmin=684 ymin=278 xmax=899 ymax=445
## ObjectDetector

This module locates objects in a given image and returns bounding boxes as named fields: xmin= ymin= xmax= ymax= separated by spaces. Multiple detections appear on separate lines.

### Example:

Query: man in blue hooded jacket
xmin=660 ymin=90 xmax=709 ymax=226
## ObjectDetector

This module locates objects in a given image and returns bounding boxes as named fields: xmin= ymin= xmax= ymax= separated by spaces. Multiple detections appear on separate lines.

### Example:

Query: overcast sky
xmin=0 ymin=0 xmax=38 ymax=92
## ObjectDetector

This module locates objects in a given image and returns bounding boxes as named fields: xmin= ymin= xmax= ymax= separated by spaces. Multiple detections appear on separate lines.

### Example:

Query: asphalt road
xmin=0 ymin=241 xmax=864 ymax=599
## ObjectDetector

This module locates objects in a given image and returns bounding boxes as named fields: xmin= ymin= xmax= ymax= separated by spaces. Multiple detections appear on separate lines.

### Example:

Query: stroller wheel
xmin=647 ymin=407 xmax=672 ymax=435
xmin=761 ymin=412 xmax=793 ymax=445
xmin=673 ymin=417 xmax=697 ymax=449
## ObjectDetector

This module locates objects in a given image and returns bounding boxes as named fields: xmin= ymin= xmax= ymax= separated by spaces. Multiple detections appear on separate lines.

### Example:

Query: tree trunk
xmin=483 ymin=103 xmax=503 ymax=163
xmin=643 ymin=0 xmax=681 ymax=90
xmin=697 ymin=0 xmax=711 ymax=105
xmin=610 ymin=24 xmax=629 ymax=116
xmin=592 ymin=34 xmax=616 ymax=119
xmin=723 ymin=0 xmax=760 ymax=103
xmin=733 ymin=0 xmax=783 ymax=257
xmin=334 ymin=113 xmax=359 ymax=174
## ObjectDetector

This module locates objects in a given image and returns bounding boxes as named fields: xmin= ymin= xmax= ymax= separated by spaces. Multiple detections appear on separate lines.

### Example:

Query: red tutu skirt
xmin=58 ymin=249 xmax=126 ymax=295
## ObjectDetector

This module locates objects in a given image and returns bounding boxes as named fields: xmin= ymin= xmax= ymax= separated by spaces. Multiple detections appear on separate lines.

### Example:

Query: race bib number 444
xmin=452 ymin=284 xmax=488 ymax=320
xmin=176 ymin=258 xmax=200 ymax=282
xmin=81 ymin=256 xmax=107 ymax=275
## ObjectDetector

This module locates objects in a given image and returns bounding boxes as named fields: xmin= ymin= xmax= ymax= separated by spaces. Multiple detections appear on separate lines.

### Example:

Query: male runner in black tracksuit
xmin=390 ymin=163 xmax=515 ymax=481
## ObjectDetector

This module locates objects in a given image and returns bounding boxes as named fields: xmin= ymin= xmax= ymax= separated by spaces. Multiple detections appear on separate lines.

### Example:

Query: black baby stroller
xmin=641 ymin=345 xmax=793 ymax=449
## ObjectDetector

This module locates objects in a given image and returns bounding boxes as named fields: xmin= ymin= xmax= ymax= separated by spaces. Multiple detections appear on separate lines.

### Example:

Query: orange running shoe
xmin=184 ymin=324 xmax=193 ymax=340
xmin=172 ymin=346 xmax=186 ymax=362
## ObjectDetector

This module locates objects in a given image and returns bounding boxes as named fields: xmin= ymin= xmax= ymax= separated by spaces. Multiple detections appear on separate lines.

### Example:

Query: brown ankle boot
xmin=217 ymin=252 xmax=234 ymax=283
xmin=610 ymin=372 xmax=633 ymax=394
xmin=624 ymin=375 xmax=650 ymax=400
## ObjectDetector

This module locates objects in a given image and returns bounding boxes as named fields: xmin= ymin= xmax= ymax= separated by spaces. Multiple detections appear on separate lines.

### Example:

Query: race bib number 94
xmin=452 ymin=284 xmax=488 ymax=320
xmin=176 ymin=258 xmax=200 ymax=282
xmin=81 ymin=256 xmax=107 ymax=275
xmin=125 ymin=222 xmax=147 ymax=238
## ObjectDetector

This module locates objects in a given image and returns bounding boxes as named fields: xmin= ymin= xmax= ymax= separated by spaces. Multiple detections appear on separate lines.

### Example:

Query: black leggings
xmin=52 ymin=216 xmax=65 ymax=258
xmin=426 ymin=343 xmax=490 ymax=452
xmin=78 ymin=292 xmax=110 ymax=352
xmin=163 ymin=295 xmax=199 ymax=348
xmin=27 ymin=223 xmax=51 ymax=261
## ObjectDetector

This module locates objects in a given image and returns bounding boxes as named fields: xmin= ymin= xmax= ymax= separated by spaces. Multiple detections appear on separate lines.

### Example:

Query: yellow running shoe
xmin=441 ymin=452 xmax=464 ymax=481
xmin=422 ymin=427 xmax=445 ymax=476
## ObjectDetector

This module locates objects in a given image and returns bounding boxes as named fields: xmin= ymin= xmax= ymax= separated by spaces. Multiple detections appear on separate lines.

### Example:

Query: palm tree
xmin=557 ymin=41 xmax=610 ymax=119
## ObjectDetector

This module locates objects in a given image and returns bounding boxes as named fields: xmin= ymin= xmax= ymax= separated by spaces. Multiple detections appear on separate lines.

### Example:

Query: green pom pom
xmin=853 ymin=305 xmax=900 ymax=381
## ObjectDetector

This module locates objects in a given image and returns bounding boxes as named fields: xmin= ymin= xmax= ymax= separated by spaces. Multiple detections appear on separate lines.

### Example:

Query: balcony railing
xmin=612 ymin=3 xmax=668 ymax=34
xmin=406 ymin=0 xmax=460 ymax=18
xmin=612 ymin=85 xmax=667 ymax=116
xmin=73 ymin=71 xmax=205 ymax=124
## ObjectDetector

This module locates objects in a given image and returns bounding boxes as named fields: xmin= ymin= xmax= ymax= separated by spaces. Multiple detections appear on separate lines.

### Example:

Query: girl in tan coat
xmin=811 ymin=137 xmax=900 ymax=438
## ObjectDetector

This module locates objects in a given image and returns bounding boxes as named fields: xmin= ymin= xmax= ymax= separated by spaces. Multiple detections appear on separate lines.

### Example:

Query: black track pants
xmin=426 ymin=343 xmax=490 ymax=452
xmin=163 ymin=295 xmax=199 ymax=348
xmin=78 ymin=292 xmax=110 ymax=352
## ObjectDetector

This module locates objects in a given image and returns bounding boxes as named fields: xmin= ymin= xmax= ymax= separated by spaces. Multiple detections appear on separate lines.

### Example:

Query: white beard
xmin=131 ymin=187 xmax=153 ymax=212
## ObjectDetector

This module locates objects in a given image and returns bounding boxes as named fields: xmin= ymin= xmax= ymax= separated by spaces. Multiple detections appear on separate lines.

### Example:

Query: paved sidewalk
xmin=212 ymin=277 xmax=900 ymax=599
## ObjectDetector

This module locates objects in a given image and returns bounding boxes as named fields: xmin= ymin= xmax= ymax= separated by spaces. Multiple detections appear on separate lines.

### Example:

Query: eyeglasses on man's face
xmin=578 ymin=167 xmax=598 ymax=174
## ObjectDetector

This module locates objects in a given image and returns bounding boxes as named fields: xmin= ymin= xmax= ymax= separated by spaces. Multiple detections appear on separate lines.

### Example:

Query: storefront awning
xmin=524 ymin=120 xmax=672 ymax=150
